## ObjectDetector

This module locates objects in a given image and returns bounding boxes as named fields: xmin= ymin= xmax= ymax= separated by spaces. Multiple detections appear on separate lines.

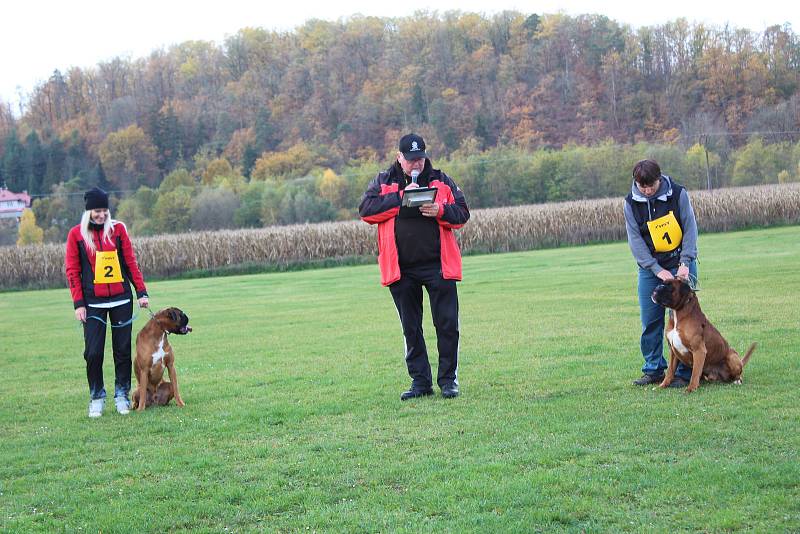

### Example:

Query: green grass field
xmin=2 ymin=226 xmax=799 ymax=532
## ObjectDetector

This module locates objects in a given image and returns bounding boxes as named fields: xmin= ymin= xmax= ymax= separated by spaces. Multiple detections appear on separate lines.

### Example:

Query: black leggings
xmin=83 ymin=302 xmax=133 ymax=400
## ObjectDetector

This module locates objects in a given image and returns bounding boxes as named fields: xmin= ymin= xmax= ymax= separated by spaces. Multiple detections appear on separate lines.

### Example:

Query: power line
xmin=698 ymin=131 xmax=800 ymax=137
xmin=28 ymin=189 xmax=137 ymax=199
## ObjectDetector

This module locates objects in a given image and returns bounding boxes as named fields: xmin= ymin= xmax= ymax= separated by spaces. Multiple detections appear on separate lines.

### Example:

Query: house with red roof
xmin=0 ymin=187 xmax=32 ymax=221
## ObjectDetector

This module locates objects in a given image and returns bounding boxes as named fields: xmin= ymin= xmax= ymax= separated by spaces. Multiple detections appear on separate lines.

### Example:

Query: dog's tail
xmin=741 ymin=343 xmax=757 ymax=367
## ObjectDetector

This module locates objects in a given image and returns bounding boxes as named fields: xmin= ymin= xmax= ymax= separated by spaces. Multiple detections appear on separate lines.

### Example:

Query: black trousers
xmin=83 ymin=302 xmax=133 ymax=400
xmin=389 ymin=262 xmax=460 ymax=390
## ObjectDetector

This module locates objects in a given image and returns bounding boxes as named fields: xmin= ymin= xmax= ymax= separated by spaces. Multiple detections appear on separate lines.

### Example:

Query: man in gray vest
xmin=624 ymin=159 xmax=699 ymax=387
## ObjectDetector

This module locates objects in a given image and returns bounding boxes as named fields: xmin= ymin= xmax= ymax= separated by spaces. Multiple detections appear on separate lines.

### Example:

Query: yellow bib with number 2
xmin=94 ymin=250 xmax=123 ymax=284
xmin=646 ymin=211 xmax=682 ymax=253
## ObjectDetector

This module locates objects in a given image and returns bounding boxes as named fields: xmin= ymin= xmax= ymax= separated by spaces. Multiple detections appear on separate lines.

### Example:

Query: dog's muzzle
xmin=174 ymin=312 xmax=192 ymax=335
xmin=651 ymin=284 xmax=670 ymax=306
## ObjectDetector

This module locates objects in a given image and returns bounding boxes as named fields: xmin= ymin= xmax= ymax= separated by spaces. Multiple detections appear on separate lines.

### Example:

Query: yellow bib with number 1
xmin=94 ymin=250 xmax=123 ymax=284
xmin=646 ymin=211 xmax=682 ymax=253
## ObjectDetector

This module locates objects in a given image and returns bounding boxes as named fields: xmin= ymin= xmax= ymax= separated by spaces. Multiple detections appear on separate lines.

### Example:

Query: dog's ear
xmin=169 ymin=309 xmax=179 ymax=322
xmin=678 ymin=280 xmax=692 ymax=298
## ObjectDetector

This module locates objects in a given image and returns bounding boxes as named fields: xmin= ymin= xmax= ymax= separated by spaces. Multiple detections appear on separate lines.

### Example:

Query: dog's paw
xmin=734 ymin=379 xmax=743 ymax=385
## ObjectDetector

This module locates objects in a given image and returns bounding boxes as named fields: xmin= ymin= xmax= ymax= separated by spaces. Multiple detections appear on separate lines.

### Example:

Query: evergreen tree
xmin=147 ymin=104 xmax=181 ymax=174
xmin=44 ymin=135 xmax=66 ymax=191
xmin=0 ymin=136 xmax=4 ymax=187
xmin=86 ymin=162 xmax=109 ymax=190
xmin=3 ymin=130 xmax=26 ymax=192
xmin=474 ymin=113 xmax=490 ymax=146
xmin=241 ymin=144 xmax=259 ymax=178
xmin=410 ymin=84 xmax=428 ymax=124
xmin=25 ymin=131 xmax=48 ymax=195
xmin=66 ymin=130 xmax=91 ymax=180
xmin=254 ymin=108 xmax=278 ymax=153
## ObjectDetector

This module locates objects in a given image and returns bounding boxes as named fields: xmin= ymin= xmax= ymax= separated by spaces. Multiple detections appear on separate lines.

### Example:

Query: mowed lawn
xmin=1 ymin=225 xmax=799 ymax=532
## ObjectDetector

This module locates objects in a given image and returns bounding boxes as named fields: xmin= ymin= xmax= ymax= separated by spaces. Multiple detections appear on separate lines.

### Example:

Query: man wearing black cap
xmin=65 ymin=187 xmax=150 ymax=417
xmin=359 ymin=133 xmax=470 ymax=400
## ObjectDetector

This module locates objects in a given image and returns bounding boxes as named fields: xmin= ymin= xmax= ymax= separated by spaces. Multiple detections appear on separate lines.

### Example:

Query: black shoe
xmin=632 ymin=373 xmax=664 ymax=386
xmin=441 ymin=385 xmax=460 ymax=399
xmin=400 ymin=388 xmax=433 ymax=401
xmin=666 ymin=377 xmax=690 ymax=388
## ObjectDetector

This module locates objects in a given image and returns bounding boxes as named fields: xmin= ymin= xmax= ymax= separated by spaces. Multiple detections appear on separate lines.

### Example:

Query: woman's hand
xmin=75 ymin=306 xmax=87 ymax=323
xmin=138 ymin=297 xmax=149 ymax=309
xmin=676 ymin=264 xmax=690 ymax=280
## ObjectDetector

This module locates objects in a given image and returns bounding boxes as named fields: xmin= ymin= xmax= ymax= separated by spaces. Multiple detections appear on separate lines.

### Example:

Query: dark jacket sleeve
xmin=624 ymin=200 xmax=660 ymax=274
xmin=359 ymin=173 xmax=401 ymax=224
xmin=65 ymin=227 xmax=85 ymax=308
xmin=438 ymin=173 xmax=469 ymax=228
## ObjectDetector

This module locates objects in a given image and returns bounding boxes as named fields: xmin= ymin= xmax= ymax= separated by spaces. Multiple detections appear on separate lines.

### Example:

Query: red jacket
xmin=65 ymin=221 xmax=148 ymax=308
xmin=359 ymin=161 xmax=469 ymax=286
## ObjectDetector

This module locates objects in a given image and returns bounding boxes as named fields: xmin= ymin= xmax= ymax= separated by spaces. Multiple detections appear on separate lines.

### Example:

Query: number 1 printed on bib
xmin=645 ymin=211 xmax=682 ymax=253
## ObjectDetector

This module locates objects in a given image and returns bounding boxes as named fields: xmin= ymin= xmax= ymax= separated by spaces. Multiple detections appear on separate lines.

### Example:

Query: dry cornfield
xmin=2 ymin=183 xmax=799 ymax=290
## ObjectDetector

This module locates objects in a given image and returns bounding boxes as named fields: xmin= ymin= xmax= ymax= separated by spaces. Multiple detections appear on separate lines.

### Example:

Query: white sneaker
xmin=88 ymin=398 xmax=104 ymax=418
xmin=114 ymin=397 xmax=130 ymax=415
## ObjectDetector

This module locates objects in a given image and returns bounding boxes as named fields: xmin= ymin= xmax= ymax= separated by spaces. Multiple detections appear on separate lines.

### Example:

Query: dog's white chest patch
xmin=152 ymin=334 xmax=168 ymax=365
xmin=667 ymin=328 xmax=689 ymax=355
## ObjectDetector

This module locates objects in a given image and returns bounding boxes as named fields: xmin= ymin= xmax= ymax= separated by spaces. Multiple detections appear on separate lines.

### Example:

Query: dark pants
xmin=83 ymin=302 xmax=133 ymax=400
xmin=389 ymin=262 xmax=460 ymax=390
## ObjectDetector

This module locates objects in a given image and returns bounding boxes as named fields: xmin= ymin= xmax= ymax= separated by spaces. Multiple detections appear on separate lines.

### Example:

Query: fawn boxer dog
xmin=651 ymin=279 xmax=755 ymax=393
xmin=132 ymin=307 xmax=191 ymax=410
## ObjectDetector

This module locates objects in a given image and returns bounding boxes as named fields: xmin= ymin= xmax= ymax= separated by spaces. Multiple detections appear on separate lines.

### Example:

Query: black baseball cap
xmin=399 ymin=133 xmax=427 ymax=160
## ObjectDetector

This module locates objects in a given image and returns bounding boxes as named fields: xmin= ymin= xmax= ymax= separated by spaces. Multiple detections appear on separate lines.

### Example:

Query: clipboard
xmin=401 ymin=187 xmax=437 ymax=207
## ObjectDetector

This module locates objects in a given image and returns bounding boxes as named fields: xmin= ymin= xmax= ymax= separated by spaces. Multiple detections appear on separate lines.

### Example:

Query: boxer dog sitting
xmin=652 ymin=279 xmax=755 ymax=393
xmin=132 ymin=307 xmax=191 ymax=411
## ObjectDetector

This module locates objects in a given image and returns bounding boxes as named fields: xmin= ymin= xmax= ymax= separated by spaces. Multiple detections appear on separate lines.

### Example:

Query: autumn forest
xmin=2 ymin=11 xmax=799 ymax=243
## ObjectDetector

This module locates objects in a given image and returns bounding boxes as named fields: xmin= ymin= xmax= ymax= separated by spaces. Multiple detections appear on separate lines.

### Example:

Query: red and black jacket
xmin=65 ymin=222 xmax=148 ymax=309
xmin=359 ymin=160 xmax=470 ymax=286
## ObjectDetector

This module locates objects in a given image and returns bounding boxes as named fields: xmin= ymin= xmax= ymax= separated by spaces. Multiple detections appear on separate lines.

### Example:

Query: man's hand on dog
xmin=657 ymin=267 xmax=690 ymax=282
xmin=656 ymin=269 xmax=674 ymax=281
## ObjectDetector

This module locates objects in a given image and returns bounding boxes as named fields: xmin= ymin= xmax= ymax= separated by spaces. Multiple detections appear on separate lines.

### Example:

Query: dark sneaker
xmin=400 ymin=388 xmax=434 ymax=401
xmin=667 ymin=377 xmax=690 ymax=388
xmin=441 ymin=384 xmax=460 ymax=399
xmin=632 ymin=373 xmax=664 ymax=386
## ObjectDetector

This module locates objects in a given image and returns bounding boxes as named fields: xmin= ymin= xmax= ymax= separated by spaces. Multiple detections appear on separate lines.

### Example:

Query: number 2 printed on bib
xmin=94 ymin=250 xmax=123 ymax=284
xmin=646 ymin=211 xmax=682 ymax=253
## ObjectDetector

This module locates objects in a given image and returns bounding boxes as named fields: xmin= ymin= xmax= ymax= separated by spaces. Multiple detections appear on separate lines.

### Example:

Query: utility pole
xmin=701 ymin=134 xmax=712 ymax=191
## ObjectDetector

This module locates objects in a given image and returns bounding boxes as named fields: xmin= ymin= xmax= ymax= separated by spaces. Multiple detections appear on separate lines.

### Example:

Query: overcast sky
xmin=2 ymin=0 xmax=798 ymax=111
